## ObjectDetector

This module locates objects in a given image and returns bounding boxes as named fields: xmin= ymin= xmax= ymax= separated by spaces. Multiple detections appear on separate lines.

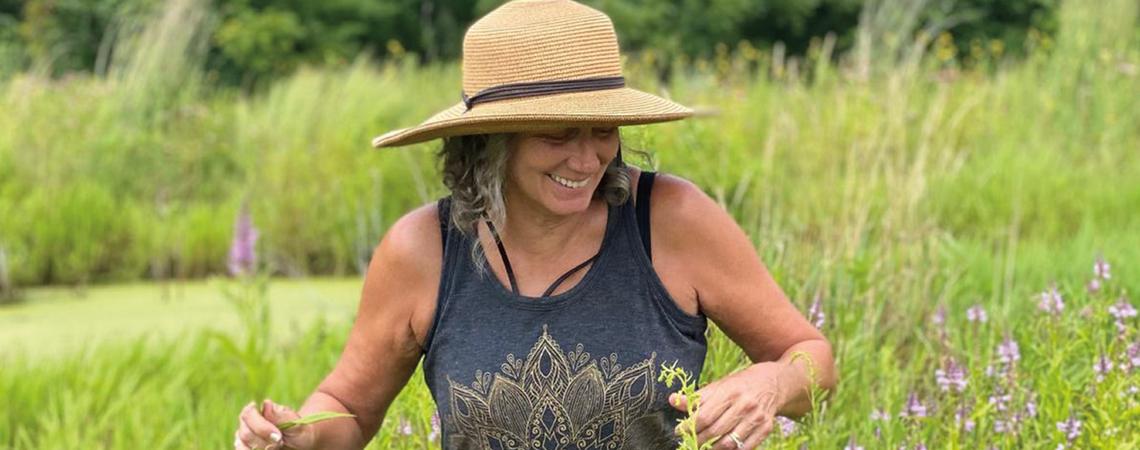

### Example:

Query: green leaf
xmin=277 ymin=412 xmax=356 ymax=430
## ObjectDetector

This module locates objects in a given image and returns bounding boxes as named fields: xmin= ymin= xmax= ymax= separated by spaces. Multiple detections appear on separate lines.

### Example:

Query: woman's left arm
xmin=651 ymin=174 xmax=836 ymax=448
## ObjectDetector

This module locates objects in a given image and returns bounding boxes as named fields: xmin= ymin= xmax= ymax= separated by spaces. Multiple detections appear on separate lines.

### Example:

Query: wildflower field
xmin=1 ymin=0 xmax=1138 ymax=448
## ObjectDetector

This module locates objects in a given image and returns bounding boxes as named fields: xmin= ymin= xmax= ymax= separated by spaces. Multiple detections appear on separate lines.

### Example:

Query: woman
xmin=234 ymin=1 xmax=835 ymax=449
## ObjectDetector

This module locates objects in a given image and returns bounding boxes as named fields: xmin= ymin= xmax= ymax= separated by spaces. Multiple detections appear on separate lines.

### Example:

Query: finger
xmin=234 ymin=430 xmax=252 ymax=450
xmin=715 ymin=412 xmax=765 ymax=450
xmin=740 ymin=419 xmax=774 ymax=449
xmin=668 ymin=393 xmax=687 ymax=412
xmin=239 ymin=401 xmax=282 ymax=448
xmin=696 ymin=403 xmax=743 ymax=446
xmin=690 ymin=387 xmax=732 ymax=434
xmin=238 ymin=419 xmax=267 ymax=449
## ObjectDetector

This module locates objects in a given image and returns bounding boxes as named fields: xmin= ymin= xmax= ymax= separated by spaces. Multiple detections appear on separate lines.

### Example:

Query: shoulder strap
xmin=636 ymin=171 xmax=655 ymax=262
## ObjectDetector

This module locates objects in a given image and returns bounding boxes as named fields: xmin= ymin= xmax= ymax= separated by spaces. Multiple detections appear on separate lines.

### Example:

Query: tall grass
xmin=1 ymin=0 xmax=1138 ymax=447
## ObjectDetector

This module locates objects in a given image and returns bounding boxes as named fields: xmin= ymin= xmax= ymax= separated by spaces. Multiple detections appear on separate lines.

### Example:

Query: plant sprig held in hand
xmin=277 ymin=412 xmax=356 ymax=431
xmin=659 ymin=361 xmax=714 ymax=450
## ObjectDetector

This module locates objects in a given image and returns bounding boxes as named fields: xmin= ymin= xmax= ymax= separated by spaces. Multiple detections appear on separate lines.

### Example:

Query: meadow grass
xmin=1 ymin=0 xmax=1139 ymax=447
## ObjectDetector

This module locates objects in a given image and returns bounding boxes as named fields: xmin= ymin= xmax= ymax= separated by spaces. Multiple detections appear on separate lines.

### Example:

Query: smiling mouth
xmin=548 ymin=173 xmax=589 ymax=189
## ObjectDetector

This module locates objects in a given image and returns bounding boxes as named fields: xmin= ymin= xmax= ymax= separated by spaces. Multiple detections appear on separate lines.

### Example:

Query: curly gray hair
xmin=437 ymin=132 xmax=636 ymax=274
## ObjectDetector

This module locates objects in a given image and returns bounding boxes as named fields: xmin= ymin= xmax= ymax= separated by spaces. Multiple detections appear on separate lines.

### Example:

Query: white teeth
xmin=550 ymin=174 xmax=588 ymax=189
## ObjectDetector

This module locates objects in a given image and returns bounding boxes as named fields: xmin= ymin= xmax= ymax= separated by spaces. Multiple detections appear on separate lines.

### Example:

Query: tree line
xmin=0 ymin=0 xmax=1057 ymax=85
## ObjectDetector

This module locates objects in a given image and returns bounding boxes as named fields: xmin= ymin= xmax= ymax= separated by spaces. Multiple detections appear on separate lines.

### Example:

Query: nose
xmin=565 ymin=128 xmax=607 ymax=173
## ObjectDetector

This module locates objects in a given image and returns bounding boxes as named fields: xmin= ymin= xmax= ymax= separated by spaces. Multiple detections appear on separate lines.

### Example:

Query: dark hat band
xmin=461 ymin=76 xmax=626 ymax=112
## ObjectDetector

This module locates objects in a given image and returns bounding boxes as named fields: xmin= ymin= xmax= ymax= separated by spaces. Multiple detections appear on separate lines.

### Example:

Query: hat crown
xmin=462 ymin=0 xmax=623 ymax=96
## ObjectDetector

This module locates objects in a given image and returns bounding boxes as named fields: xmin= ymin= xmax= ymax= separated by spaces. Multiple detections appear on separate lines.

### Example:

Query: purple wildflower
xmin=989 ymin=390 xmax=1011 ymax=412
xmin=775 ymin=416 xmax=796 ymax=436
xmin=967 ymin=304 xmax=988 ymax=323
xmin=1094 ymin=257 xmax=1111 ymax=280
xmin=899 ymin=392 xmax=927 ymax=418
xmin=1025 ymin=392 xmax=1038 ymax=418
xmin=844 ymin=437 xmax=864 ymax=450
xmin=227 ymin=204 xmax=259 ymax=277
xmin=1056 ymin=414 xmax=1081 ymax=441
xmin=1109 ymin=298 xmax=1137 ymax=320
xmin=398 ymin=417 xmax=413 ymax=436
xmin=914 ymin=444 xmax=927 ymax=450
xmin=936 ymin=358 xmax=968 ymax=393
xmin=994 ymin=415 xmax=1024 ymax=435
xmin=428 ymin=410 xmax=440 ymax=441
xmin=1125 ymin=341 xmax=1140 ymax=373
xmin=955 ymin=405 xmax=975 ymax=432
xmin=808 ymin=294 xmax=825 ymax=329
xmin=932 ymin=306 xmax=946 ymax=326
xmin=870 ymin=408 xmax=891 ymax=421
xmin=1038 ymin=284 xmax=1064 ymax=315
xmin=998 ymin=337 xmax=1021 ymax=365
xmin=1094 ymin=354 xmax=1113 ymax=382
xmin=1087 ymin=278 xmax=1101 ymax=294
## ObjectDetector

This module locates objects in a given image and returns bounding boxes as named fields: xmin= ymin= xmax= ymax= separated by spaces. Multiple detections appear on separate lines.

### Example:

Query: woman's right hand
xmin=234 ymin=399 xmax=314 ymax=450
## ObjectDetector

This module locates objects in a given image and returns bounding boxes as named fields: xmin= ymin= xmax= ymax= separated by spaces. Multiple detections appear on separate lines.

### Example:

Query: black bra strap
xmin=636 ymin=171 xmax=656 ymax=261
xmin=542 ymin=253 xmax=599 ymax=297
xmin=485 ymin=220 xmax=519 ymax=294
xmin=485 ymin=219 xmax=600 ymax=297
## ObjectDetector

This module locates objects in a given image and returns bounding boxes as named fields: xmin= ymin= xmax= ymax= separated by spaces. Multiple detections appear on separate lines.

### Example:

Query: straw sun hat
xmin=371 ymin=0 xmax=703 ymax=148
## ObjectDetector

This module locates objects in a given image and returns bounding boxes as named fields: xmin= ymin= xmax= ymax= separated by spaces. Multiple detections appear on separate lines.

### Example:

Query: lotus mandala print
xmin=444 ymin=326 xmax=674 ymax=450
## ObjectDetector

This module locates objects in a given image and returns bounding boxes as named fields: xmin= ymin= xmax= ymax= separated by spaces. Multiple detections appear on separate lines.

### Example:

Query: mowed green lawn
xmin=0 ymin=278 xmax=362 ymax=360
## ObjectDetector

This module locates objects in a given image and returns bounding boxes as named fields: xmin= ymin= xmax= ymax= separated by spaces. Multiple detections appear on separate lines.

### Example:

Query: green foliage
xmin=0 ymin=0 xmax=1080 ymax=83
xmin=3 ymin=182 xmax=150 ymax=286
xmin=278 ymin=411 xmax=357 ymax=431
xmin=213 ymin=8 xmax=305 ymax=80
xmin=658 ymin=362 xmax=713 ymax=450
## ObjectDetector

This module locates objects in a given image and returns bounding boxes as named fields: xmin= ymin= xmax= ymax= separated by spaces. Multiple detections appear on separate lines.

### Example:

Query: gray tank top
xmin=422 ymin=173 xmax=708 ymax=450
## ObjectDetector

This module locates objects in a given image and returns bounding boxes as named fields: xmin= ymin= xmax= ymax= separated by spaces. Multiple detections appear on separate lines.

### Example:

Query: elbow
xmin=813 ymin=338 xmax=838 ymax=394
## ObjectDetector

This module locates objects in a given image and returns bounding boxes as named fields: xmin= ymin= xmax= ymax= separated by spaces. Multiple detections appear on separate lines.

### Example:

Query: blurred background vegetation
xmin=0 ymin=0 xmax=1059 ymax=86
xmin=1 ymin=0 xmax=1138 ymax=447
xmin=0 ymin=0 xmax=1135 ymax=293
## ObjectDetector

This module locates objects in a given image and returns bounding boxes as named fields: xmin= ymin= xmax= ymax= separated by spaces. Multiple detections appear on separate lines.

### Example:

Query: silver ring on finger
xmin=728 ymin=431 xmax=744 ymax=448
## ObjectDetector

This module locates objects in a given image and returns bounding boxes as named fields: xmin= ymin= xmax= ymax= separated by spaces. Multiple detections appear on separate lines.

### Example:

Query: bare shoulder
xmin=374 ymin=201 xmax=443 ymax=269
xmin=366 ymin=200 xmax=443 ymax=350
xmin=315 ymin=201 xmax=444 ymax=437
xmin=627 ymin=167 xmax=729 ymax=316
xmin=644 ymin=171 xmax=732 ymax=247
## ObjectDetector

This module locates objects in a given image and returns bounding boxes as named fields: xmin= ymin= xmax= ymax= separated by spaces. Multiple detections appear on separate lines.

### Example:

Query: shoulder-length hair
xmin=437 ymin=131 xmax=635 ymax=274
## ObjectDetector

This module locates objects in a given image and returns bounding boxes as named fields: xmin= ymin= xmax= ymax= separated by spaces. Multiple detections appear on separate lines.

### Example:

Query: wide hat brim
xmin=371 ymin=87 xmax=697 ymax=148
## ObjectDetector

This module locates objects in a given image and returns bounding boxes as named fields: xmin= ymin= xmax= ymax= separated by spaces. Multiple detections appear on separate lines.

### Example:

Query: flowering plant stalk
xmin=659 ymin=361 xmax=714 ymax=450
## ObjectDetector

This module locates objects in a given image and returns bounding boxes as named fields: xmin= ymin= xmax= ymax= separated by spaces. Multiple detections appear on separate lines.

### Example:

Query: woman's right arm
xmin=238 ymin=203 xmax=443 ymax=450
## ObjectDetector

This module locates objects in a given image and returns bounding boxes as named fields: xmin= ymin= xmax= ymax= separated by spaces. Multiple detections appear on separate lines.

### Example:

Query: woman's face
xmin=505 ymin=126 xmax=619 ymax=217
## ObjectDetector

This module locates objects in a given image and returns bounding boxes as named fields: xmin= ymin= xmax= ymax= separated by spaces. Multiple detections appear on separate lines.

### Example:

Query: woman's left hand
xmin=668 ymin=362 xmax=785 ymax=449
